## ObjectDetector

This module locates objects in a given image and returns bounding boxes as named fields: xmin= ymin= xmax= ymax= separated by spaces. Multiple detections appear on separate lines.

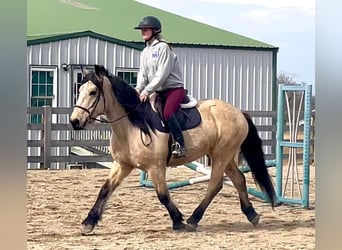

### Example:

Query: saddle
xmin=148 ymin=90 xmax=202 ymax=133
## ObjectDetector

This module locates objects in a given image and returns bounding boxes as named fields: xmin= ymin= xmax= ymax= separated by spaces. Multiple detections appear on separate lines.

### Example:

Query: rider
xmin=134 ymin=16 xmax=187 ymax=158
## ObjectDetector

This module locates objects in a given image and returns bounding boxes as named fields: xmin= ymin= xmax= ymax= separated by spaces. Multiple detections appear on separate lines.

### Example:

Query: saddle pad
xmin=147 ymin=107 xmax=202 ymax=133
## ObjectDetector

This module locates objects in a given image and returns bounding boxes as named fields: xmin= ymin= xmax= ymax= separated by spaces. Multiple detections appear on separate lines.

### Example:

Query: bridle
xmin=74 ymin=83 xmax=129 ymax=124
xmin=74 ymin=80 xmax=151 ymax=146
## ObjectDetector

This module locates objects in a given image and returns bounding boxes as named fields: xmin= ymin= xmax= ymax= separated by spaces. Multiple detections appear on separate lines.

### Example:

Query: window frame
xmin=115 ymin=67 xmax=139 ymax=87
xmin=29 ymin=65 xmax=58 ymax=123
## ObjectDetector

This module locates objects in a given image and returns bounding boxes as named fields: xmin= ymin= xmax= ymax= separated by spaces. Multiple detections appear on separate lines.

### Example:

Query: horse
xmin=70 ymin=65 xmax=276 ymax=233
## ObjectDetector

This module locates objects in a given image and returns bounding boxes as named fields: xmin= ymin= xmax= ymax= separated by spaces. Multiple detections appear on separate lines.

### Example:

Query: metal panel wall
xmin=174 ymin=47 xmax=274 ymax=111
xmin=28 ymin=38 xmax=274 ymax=111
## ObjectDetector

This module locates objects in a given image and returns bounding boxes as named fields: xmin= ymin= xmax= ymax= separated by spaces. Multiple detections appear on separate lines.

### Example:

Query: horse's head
xmin=70 ymin=65 xmax=106 ymax=130
xmin=70 ymin=65 xmax=152 ymax=135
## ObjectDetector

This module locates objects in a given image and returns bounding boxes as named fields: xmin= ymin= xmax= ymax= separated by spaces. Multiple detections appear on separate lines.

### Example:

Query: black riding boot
xmin=167 ymin=115 xmax=187 ymax=158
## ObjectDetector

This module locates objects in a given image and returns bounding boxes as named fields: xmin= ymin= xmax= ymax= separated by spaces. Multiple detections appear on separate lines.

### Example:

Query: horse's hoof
xmin=185 ymin=223 xmax=197 ymax=232
xmin=249 ymin=213 xmax=260 ymax=226
xmin=172 ymin=222 xmax=186 ymax=232
xmin=81 ymin=222 xmax=95 ymax=235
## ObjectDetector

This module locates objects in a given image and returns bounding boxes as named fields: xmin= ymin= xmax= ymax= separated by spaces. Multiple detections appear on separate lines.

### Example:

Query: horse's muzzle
xmin=70 ymin=118 xmax=84 ymax=130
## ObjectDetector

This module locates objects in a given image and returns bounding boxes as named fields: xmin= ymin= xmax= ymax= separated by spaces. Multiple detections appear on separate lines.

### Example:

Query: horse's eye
xmin=89 ymin=90 xmax=97 ymax=96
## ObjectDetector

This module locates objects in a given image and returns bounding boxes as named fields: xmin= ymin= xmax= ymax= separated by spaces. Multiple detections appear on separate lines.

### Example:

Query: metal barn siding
xmin=174 ymin=47 xmax=274 ymax=111
xmin=28 ymin=38 xmax=274 ymax=111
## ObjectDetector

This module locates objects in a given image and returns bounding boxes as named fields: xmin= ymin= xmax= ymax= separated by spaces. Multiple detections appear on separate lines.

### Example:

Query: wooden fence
xmin=27 ymin=106 xmax=315 ymax=169
xmin=27 ymin=106 xmax=112 ymax=169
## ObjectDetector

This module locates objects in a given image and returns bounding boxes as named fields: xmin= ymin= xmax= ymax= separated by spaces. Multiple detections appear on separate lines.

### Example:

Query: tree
xmin=277 ymin=71 xmax=298 ymax=85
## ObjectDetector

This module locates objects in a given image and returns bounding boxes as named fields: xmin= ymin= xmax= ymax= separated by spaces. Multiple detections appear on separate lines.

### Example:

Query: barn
xmin=27 ymin=0 xmax=278 ymax=169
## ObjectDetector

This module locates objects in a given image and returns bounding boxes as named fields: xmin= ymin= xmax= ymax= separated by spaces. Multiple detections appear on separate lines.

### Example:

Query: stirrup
xmin=171 ymin=142 xmax=187 ymax=158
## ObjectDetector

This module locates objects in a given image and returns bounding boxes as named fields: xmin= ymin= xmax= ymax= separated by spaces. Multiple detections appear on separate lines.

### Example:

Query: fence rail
xmin=27 ymin=106 xmax=315 ymax=169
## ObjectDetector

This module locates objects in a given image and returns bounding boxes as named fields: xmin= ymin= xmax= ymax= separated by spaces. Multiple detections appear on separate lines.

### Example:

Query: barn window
xmin=29 ymin=67 xmax=57 ymax=123
xmin=116 ymin=68 xmax=138 ymax=87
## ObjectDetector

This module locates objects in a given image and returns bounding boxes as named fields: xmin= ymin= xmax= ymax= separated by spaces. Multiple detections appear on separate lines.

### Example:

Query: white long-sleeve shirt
xmin=136 ymin=39 xmax=184 ymax=96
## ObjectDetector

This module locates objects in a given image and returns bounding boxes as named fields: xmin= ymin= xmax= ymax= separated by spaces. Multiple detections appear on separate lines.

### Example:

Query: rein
xmin=92 ymin=113 xmax=130 ymax=124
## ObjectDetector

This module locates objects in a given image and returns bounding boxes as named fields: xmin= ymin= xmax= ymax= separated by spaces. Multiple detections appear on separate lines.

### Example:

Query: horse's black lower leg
xmin=157 ymin=193 xmax=185 ymax=231
xmin=82 ymin=179 xmax=111 ymax=233
xmin=149 ymin=168 xmax=185 ymax=231
xmin=186 ymin=178 xmax=223 ymax=229
xmin=81 ymin=162 xmax=132 ymax=234
xmin=225 ymin=162 xmax=260 ymax=226
xmin=240 ymin=200 xmax=259 ymax=226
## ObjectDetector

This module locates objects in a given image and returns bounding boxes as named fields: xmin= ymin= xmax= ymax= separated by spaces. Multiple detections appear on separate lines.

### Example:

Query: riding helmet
xmin=134 ymin=16 xmax=162 ymax=34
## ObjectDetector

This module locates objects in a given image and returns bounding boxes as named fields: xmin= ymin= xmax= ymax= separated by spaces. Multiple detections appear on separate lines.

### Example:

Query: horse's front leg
xmin=148 ymin=167 xmax=186 ymax=231
xmin=81 ymin=161 xmax=133 ymax=234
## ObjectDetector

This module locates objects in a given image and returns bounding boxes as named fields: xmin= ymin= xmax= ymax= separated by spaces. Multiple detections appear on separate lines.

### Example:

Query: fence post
xmin=43 ymin=106 xmax=52 ymax=169
xmin=302 ymin=84 xmax=312 ymax=207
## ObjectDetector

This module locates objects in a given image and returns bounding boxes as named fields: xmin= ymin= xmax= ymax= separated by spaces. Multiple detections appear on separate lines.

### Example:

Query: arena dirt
xmin=27 ymin=165 xmax=315 ymax=250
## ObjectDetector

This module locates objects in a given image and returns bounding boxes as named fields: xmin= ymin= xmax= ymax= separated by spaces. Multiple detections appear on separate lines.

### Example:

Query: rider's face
xmin=141 ymin=28 xmax=153 ymax=41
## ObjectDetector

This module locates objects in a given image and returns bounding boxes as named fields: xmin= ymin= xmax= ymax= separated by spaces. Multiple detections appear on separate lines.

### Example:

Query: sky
xmin=136 ymin=0 xmax=315 ymax=94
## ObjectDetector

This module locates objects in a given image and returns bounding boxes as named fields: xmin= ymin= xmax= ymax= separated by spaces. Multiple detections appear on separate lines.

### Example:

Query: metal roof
xmin=28 ymin=0 xmax=278 ymax=50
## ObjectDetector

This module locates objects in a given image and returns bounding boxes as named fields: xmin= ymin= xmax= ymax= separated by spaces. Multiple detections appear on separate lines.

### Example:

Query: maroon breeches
xmin=157 ymin=87 xmax=185 ymax=121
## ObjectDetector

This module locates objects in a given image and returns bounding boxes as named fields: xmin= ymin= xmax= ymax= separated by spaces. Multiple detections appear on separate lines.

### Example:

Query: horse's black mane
xmin=90 ymin=65 xmax=152 ymax=136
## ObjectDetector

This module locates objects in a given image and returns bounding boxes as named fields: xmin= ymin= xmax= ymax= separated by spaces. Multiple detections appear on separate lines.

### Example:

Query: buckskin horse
xmin=69 ymin=65 xmax=276 ymax=233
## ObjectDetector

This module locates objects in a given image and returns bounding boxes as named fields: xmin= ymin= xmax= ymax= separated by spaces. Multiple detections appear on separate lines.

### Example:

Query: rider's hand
xmin=139 ymin=93 xmax=149 ymax=102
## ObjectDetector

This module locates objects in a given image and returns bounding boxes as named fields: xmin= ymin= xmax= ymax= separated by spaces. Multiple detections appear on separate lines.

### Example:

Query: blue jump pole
xmin=140 ymin=163 xmax=217 ymax=190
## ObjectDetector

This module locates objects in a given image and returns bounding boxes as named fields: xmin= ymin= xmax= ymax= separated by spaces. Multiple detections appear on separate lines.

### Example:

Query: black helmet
xmin=134 ymin=16 xmax=162 ymax=34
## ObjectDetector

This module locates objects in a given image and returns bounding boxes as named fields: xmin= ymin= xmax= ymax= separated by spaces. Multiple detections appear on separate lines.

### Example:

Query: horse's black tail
xmin=240 ymin=112 xmax=276 ymax=208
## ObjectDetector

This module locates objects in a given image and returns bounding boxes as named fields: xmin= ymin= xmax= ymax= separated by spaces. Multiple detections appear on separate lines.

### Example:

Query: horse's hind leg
xmin=81 ymin=161 xmax=133 ymax=234
xmin=148 ymin=167 xmax=186 ymax=231
xmin=224 ymin=159 xmax=260 ymax=226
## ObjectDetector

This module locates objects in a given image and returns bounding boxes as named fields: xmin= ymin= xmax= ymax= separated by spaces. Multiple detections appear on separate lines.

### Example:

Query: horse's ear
xmin=94 ymin=65 xmax=100 ymax=76
xmin=81 ymin=65 xmax=89 ymax=78
xmin=95 ymin=65 xmax=108 ymax=77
